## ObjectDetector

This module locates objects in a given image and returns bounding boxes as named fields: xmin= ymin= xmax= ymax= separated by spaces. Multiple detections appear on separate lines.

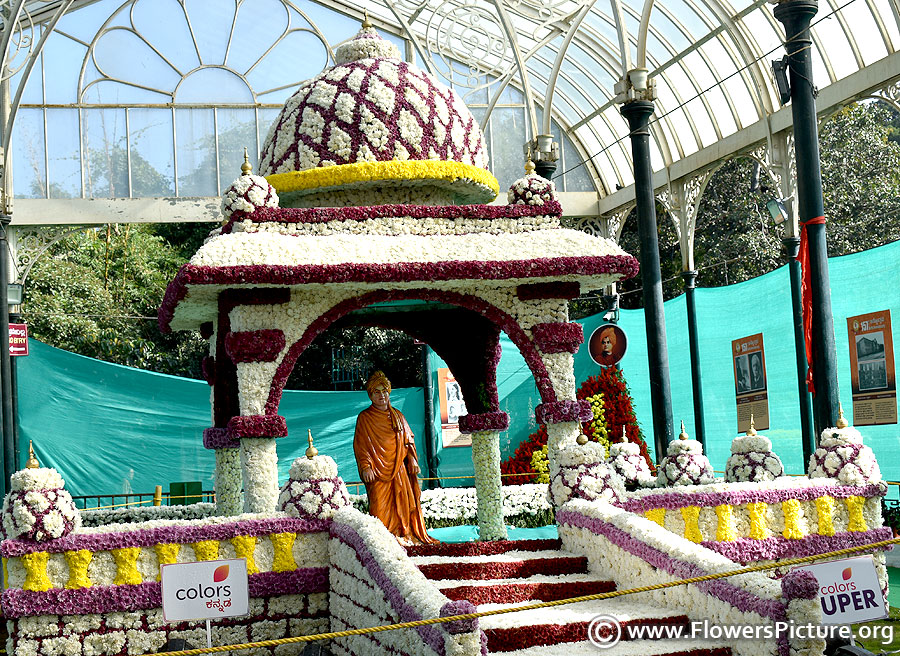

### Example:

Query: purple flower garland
xmin=781 ymin=570 xmax=819 ymax=601
xmin=223 ymin=201 xmax=563 ymax=233
xmin=701 ymin=528 xmax=893 ymax=564
xmin=226 ymin=414 xmax=288 ymax=439
xmin=1 ymin=568 xmax=328 ymax=618
xmin=535 ymin=400 xmax=593 ymax=424
xmin=618 ymin=481 xmax=888 ymax=514
xmin=1 ymin=518 xmax=328 ymax=557
xmin=531 ymin=322 xmax=584 ymax=354
xmin=202 ymin=427 xmax=240 ymax=450
xmin=224 ymin=329 xmax=286 ymax=363
xmin=458 ymin=412 xmax=510 ymax=434
xmin=516 ymin=281 xmax=581 ymax=300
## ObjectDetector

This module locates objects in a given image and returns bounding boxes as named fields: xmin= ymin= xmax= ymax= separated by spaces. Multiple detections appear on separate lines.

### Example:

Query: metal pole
xmin=9 ymin=308 xmax=19 ymax=472
xmin=421 ymin=344 xmax=438 ymax=489
xmin=620 ymin=99 xmax=674 ymax=462
xmin=682 ymin=270 xmax=705 ymax=448
xmin=0 ymin=215 xmax=13 ymax=490
xmin=774 ymin=0 xmax=840 ymax=435
xmin=784 ymin=236 xmax=816 ymax=466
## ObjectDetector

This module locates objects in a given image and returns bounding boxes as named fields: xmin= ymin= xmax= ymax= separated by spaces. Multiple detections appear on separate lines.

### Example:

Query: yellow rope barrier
xmin=134 ymin=535 xmax=900 ymax=656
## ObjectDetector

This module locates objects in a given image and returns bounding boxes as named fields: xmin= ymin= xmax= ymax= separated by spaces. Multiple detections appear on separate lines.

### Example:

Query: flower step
xmin=477 ymin=598 xmax=690 ymax=652
xmin=439 ymin=575 xmax=616 ymax=605
xmin=491 ymin=639 xmax=732 ymax=655
xmin=412 ymin=550 xmax=588 ymax=581
xmin=406 ymin=538 xmax=561 ymax=558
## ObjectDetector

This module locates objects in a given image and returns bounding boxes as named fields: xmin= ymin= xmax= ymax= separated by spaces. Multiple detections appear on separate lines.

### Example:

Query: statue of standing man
xmin=354 ymin=371 xmax=436 ymax=544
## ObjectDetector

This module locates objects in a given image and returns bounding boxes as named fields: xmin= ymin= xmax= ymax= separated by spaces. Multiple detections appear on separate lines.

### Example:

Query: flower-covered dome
xmin=259 ymin=25 xmax=498 ymax=208
xmin=508 ymin=160 xmax=557 ymax=206
xmin=1 ymin=457 xmax=81 ymax=542
xmin=808 ymin=408 xmax=881 ymax=485
xmin=608 ymin=441 xmax=655 ymax=489
xmin=725 ymin=420 xmax=784 ymax=483
xmin=221 ymin=154 xmax=279 ymax=220
xmin=656 ymin=422 xmax=716 ymax=486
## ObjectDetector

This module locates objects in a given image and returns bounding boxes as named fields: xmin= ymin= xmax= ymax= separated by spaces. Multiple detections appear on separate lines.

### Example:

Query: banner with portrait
xmin=588 ymin=323 xmax=627 ymax=367
xmin=847 ymin=310 xmax=896 ymax=425
xmin=732 ymin=333 xmax=769 ymax=432
xmin=437 ymin=368 xmax=470 ymax=447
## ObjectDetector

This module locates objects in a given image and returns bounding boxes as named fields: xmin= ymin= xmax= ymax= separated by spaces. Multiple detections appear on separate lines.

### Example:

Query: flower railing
xmin=618 ymin=478 xmax=890 ymax=564
xmin=329 ymin=507 xmax=484 ymax=656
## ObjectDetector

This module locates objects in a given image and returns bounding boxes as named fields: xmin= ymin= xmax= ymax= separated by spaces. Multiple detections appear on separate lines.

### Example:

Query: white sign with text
xmin=793 ymin=556 xmax=886 ymax=625
xmin=161 ymin=558 xmax=249 ymax=622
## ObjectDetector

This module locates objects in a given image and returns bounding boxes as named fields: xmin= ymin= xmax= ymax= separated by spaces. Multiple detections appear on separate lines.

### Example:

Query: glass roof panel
xmin=840 ymin=1 xmax=890 ymax=65
xmin=871 ymin=0 xmax=900 ymax=49
xmin=811 ymin=20 xmax=858 ymax=81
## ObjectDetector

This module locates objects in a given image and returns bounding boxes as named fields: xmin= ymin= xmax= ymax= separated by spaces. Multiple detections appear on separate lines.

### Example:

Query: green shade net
xmin=16 ymin=239 xmax=900 ymax=498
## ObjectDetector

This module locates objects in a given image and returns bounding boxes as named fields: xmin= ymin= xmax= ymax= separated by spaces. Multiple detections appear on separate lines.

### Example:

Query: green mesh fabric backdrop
xmin=16 ymin=240 xmax=900 ymax=496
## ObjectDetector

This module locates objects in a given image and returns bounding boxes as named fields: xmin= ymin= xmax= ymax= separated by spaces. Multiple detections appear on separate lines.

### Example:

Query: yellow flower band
xmin=681 ymin=506 xmax=703 ymax=544
xmin=715 ymin=504 xmax=736 ymax=542
xmin=644 ymin=508 xmax=666 ymax=527
xmin=266 ymin=160 xmax=500 ymax=204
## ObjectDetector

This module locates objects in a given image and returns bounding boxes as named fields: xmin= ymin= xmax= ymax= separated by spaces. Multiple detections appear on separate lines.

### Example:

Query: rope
xmin=135 ymin=535 xmax=900 ymax=656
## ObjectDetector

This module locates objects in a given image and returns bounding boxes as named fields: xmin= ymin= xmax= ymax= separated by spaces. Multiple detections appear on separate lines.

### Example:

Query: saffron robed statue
xmin=354 ymin=371 xmax=437 ymax=545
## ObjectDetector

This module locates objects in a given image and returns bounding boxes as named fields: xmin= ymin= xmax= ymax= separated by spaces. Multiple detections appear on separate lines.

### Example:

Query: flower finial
xmin=678 ymin=420 xmax=689 ymax=440
xmin=362 ymin=9 xmax=373 ymax=29
xmin=25 ymin=440 xmax=40 ymax=469
xmin=306 ymin=429 xmax=318 ymax=459
xmin=836 ymin=403 xmax=848 ymax=429
xmin=622 ymin=424 xmax=627 ymax=443
xmin=576 ymin=433 xmax=588 ymax=445
xmin=746 ymin=414 xmax=757 ymax=436
xmin=524 ymin=159 xmax=536 ymax=175
xmin=241 ymin=147 xmax=252 ymax=176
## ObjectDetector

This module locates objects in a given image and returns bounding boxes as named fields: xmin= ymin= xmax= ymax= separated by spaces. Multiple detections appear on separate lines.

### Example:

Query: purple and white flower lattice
xmin=608 ymin=441 xmax=655 ymax=488
xmin=725 ymin=433 xmax=784 ymax=482
xmin=808 ymin=424 xmax=881 ymax=486
xmin=507 ymin=173 xmax=557 ymax=206
xmin=1 ymin=468 xmax=80 ymax=542
xmin=656 ymin=436 xmax=716 ymax=487
xmin=550 ymin=443 xmax=625 ymax=506
xmin=221 ymin=173 xmax=279 ymax=219
xmin=278 ymin=455 xmax=351 ymax=521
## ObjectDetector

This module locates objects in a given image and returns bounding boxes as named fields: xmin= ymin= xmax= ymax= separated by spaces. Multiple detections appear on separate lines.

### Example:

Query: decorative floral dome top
xmin=656 ymin=422 xmax=716 ymax=487
xmin=221 ymin=151 xmax=279 ymax=220
xmin=508 ymin=160 xmax=557 ymax=206
xmin=724 ymin=418 xmax=784 ymax=483
xmin=259 ymin=24 xmax=499 ymax=208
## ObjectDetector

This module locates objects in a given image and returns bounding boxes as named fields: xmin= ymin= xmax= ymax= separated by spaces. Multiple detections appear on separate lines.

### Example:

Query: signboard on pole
xmin=847 ymin=310 xmax=896 ymax=425
xmin=438 ymin=368 xmax=470 ymax=448
xmin=792 ymin=556 xmax=886 ymax=625
xmin=732 ymin=333 xmax=769 ymax=432
xmin=161 ymin=558 xmax=248 ymax=622
xmin=8 ymin=323 xmax=27 ymax=357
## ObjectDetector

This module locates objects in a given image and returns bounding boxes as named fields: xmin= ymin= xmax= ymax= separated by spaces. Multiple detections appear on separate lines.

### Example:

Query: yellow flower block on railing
xmin=112 ymin=547 xmax=142 ymax=585
xmin=154 ymin=543 xmax=180 ymax=581
xmin=231 ymin=535 xmax=259 ymax=575
xmin=64 ymin=550 xmax=93 ymax=589
xmin=271 ymin=532 xmax=298 ymax=572
xmin=782 ymin=499 xmax=804 ymax=539
xmin=192 ymin=540 xmax=220 ymax=562
xmin=644 ymin=508 xmax=666 ymax=527
xmin=681 ymin=506 xmax=703 ymax=543
xmin=846 ymin=496 xmax=867 ymax=532
xmin=815 ymin=496 xmax=836 ymax=536
xmin=747 ymin=502 xmax=769 ymax=540
xmin=715 ymin=504 xmax=736 ymax=542
xmin=22 ymin=552 xmax=51 ymax=592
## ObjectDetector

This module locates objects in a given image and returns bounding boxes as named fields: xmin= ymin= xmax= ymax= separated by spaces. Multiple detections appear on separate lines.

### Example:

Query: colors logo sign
xmin=161 ymin=558 xmax=249 ymax=622
xmin=793 ymin=556 xmax=886 ymax=625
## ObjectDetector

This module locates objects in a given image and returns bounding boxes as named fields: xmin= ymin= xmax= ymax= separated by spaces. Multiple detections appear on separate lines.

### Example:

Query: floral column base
xmin=215 ymin=448 xmax=244 ymax=516
xmin=239 ymin=438 xmax=279 ymax=513
xmin=471 ymin=431 xmax=507 ymax=541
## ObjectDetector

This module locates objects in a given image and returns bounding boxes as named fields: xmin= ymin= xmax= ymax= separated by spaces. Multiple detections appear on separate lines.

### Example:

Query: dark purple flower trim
xmin=226 ymin=414 xmax=288 ymax=439
xmin=516 ymin=282 xmax=581 ymax=300
xmin=266 ymin=288 xmax=558 ymax=415
xmin=781 ymin=570 xmax=819 ymax=601
xmin=1 ymin=519 xmax=329 ymax=557
xmin=224 ymin=329 xmax=286 ymax=363
xmin=201 ymin=356 xmax=216 ymax=385
xmin=556 ymin=508 xmax=788 ymax=623
xmin=535 ymin=400 xmax=593 ymax=424
xmin=1 ymin=568 xmax=328 ymax=618
xmin=158 ymin=254 xmax=639 ymax=332
xmin=223 ymin=201 xmax=562 ymax=233
xmin=531 ymin=322 xmax=584 ymax=354
xmin=203 ymin=426 xmax=240 ymax=450
xmin=440 ymin=600 xmax=478 ymax=634
xmin=458 ymin=412 xmax=510 ymax=434
xmin=618 ymin=482 xmax=888 ymax=514
xmin=330 ymin=522 xmax=449 ymax=655
xmin=701 ymin=528 xmax=894 ymax=564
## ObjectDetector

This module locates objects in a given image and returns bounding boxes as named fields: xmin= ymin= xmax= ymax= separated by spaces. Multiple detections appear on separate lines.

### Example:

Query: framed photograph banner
xmin=847 ymin=310 xmax=896 ymax=425
xmin=732 ymin=333 xmax=769 ymax=432
xmin=437 ymin=368 xmax=470 ymax=447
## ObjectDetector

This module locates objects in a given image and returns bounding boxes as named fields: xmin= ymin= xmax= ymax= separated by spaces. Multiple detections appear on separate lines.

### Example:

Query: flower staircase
xmin=406 ymin=539 xmax=733 ymax=655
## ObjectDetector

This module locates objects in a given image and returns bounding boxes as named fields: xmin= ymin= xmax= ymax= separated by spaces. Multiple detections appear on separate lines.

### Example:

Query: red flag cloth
xmin=797 ymin=216 xmax=827 ymax=394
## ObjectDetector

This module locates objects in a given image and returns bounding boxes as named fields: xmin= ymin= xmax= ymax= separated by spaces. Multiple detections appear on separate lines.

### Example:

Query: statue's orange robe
xmin=354 ymin=405 xmax=436 ymax=544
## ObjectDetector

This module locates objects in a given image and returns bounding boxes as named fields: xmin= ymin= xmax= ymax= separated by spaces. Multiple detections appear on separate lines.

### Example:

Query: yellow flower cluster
xmin=192 ymin=540 xmax=220 ymax=561
xmin=111 ymin=547 xmax=142 ymax=585
xmin=715 ymin=504 xmax=736 ymax=542
xmin=22 ymin=552 xmax=51 ymax=592
xmin=846 ymin=496 xmax=867 ymax=532
xmin=782 ymin=499 xmax=803 ymax=539
xmin=530 ymin=445 xmax=550 ymax=484
xmin=271 ymin=532 xmax=298 ymax=573
xmin=815 ymin=496 xmax=835 ymax=536
xmin=231 ymin=535 xmax=259 ymax=575
xmin=644 ymin=508 xmax=666 ymax=527
xmin=747 ymin=502 xmax=769 ymax=540
xmin=267 ymin=160 xmax=500 ymax=201
xmin=681 ymin=506 xmax=703 ymax=543
xmin=64 ymin=549 xmax=93 ymax=589
xmin=585 ymin=394 xmax=610 ymax=456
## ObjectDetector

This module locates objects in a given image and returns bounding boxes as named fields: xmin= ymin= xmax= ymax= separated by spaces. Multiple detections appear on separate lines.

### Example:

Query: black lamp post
xmin=682 ymin=269 xmax=705 ymax=448
xmin=0 ymin=214 xmax=14 ymax=493
xmin=774 ymin=0 xmax=840 ymax=435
